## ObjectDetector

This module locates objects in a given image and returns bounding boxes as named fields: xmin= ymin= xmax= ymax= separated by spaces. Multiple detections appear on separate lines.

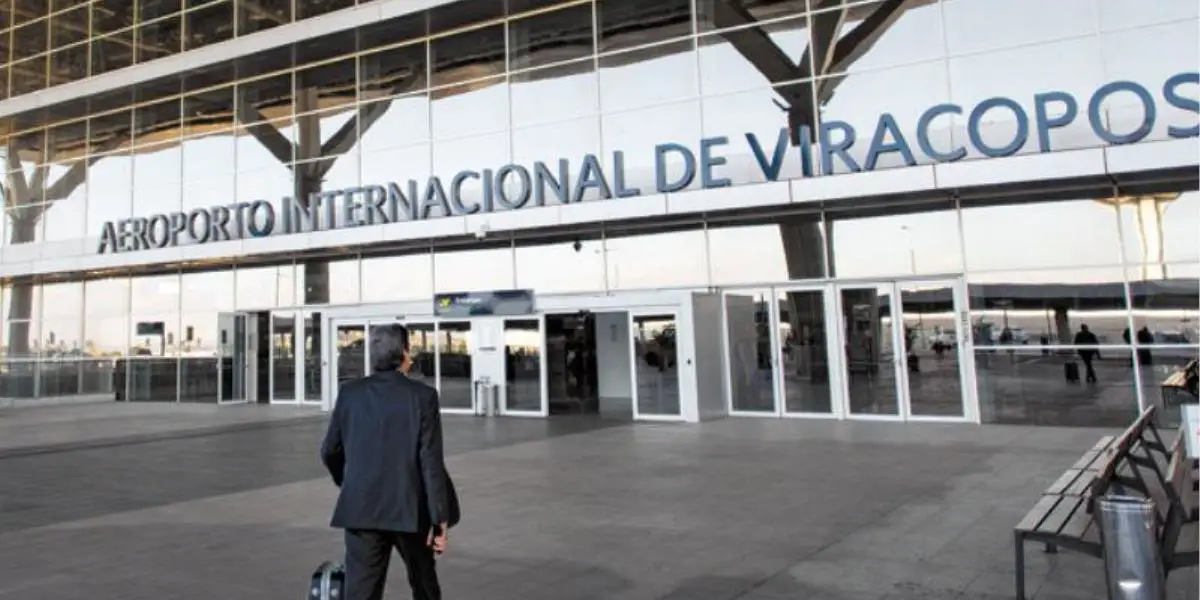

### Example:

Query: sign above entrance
xmin=95 ymin=72 xmax=1199 ymax=255
xmin=433 ymin=290 xmax=536 ymax=318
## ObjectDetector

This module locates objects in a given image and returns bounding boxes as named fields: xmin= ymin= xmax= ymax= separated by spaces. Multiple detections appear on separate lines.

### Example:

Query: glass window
xmin=130 ymin=273 xmax=181 ymax=356
xmin=433 ymin=243 xmax=516 ymax=293
xmin=300 ymin=258 xmax=360 ymax=305
xmin=84 ymin=276 xmax=129 ymax=356
xmin=515 ymin=234 xmax=606 ymax=294
xmin=85 ymin=151 xmax=133 ymax=240
xmin=50 ymin=7 xmax=88 ymax=51
xmin=42 ymin=177 xmax=86 ymax=242
xmin=1100 ymin=19 xmax=1200 ymax=144
xmin=605 ymin=225 xmax=708 ymax=290
xmin=967 ymin=266 xmax=1131 ymax=347
xmin=700 ymin=86 xmax=810 ymax=185
xmin=360 ymin=41 xmax=428 ymax=101
xmin=296 ymin=0 xmax=353 ymax=20
xmin=598 ymin=0 xmax=692 ymax=53
xmin=826 ymin=1 xmax=945 ymax=74
xmin=90 ymin=29 xmax=135 ymax=75
xmin=829 ymin=202 xmax=961 ymax=279
xmin=237 ymin=0 xmax=289 ymax=35
xmin=92 ymin=0 xmax=134 ymax=35
xmin=943 ymin=0 xmax=1097 ymax=57
xmin=431 ymin=24 xmax=505 ymax=89
xmin=138 ymin=15 xmax=182 ymax=62
xmin=510 ymin=60 xmax=598 ymax=128
xmin=359 ymin=94 xmax=431 ymax=153
xmin=432 ymin=132 xmax=509 ymax=215
xmin=182 ymin=130 xmax=236 ymax=191
xmin=181 ymin=269 xmax=233 ymax=361
xmin=236 ymin=263 xmax=297 ymax=309
xmin=184 ymin=1 xmax=234 ymax=51
xmin=961 ymin=198 xmax=1123 ymax=272
xmin=697 ymin=15 xmax=810 ymax=97
xmin=510 ymin=117 xmax=601 ymax=206
xmin=696 ymin=0 xmax=808 ymax=33
xmin=1097 ymin=0 xmax=1198 ymax=31
xmin=509 ymin=3 xmax=595 ymax=71
xmin=708 ymin=221 xmax=817 ymax=285
xmin=599 ymin=99 xmax=702 ymax=196
xmin=361 ymin=143 xmax=431 ymax=196
xmin=360 ymin=248 xmax=435 ymax=303
xmin=40 ymin=280 xmax=83 ymax=356
xmin=599 ymin=39 xmax=698 ymax=113
xmin=1115 ymin=191 xmax=1199 ymax=267
xmin=431 ymin=79 xmax=509 ymax=141
xmin=975 ymin=346 xmax=1138 ymax=427
xmin=1128 ymin=264 xmax=1200 ymax=347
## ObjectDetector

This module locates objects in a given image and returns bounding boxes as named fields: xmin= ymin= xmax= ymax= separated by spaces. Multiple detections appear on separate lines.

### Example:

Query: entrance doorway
xmin=723 ymin=279 xmax=976 ymax=422
xmin=326 ymin=317 xmax=548 ymax=417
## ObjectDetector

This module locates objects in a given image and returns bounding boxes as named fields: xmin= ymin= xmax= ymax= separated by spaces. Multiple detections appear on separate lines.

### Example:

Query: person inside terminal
xmin=0 ymin=0 xmax=1197 ymax=429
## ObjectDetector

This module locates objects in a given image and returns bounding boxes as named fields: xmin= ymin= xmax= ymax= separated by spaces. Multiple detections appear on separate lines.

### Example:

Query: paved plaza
xmin=0 ymin=403 xmax=1195 ymax=599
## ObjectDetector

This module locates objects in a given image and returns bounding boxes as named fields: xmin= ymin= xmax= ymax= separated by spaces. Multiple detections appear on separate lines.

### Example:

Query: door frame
xmin=324 ymin=317 xmax=367 ymax=411
xmin=778 ymin=283 xmax=845 ymax=420
xmin=217 ymin=312 xmax=251 ymax=405
xmin=722 ymin=288 xmax=783 ymax=418
xmin=268 ymin=310 xmax=299 ymax=405
xmin=832 ymin=278 xmax=976 ymax=423
xmin=629 ymin=309 xmax=687 ymax=423
xmin=895 ymin=278 xmax=978 ymax=423
xmin=492 ymin=316 xmax=549 ymax=418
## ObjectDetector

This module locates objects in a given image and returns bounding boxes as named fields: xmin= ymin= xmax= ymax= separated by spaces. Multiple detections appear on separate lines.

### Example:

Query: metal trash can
xmin=473 ymin=377 xmax=498 ymax=417
xmin=1097 ymin=494 xmax=1166 ymax=600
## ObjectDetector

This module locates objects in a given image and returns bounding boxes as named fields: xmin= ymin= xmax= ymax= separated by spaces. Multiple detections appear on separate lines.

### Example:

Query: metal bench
xmin=1013 ymin=406 xmax=1197 ymax=599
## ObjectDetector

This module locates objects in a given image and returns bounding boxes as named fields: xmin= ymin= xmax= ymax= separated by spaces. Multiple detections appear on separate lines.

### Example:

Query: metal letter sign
xmin=97 ymin=72 xmax=1200 ymax=255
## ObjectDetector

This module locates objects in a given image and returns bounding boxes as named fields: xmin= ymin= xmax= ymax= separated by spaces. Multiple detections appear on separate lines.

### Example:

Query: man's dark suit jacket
xmin=320 ymin=370 xmax=457 ymax=533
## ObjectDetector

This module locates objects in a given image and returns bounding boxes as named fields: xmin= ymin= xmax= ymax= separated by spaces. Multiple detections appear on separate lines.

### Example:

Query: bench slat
xmin=1017 ymin=495 xmax=1062 ymax=533
xmin=1046 ymin=469 xmax=1082 ymax=495
xmin=1059 ymin=505 xmax=1096 ymax=540
xmin=1038 ymin=496 xmax=1086 ymax=535
xmin=1066 ymin=474 xmax=1095 ymax=497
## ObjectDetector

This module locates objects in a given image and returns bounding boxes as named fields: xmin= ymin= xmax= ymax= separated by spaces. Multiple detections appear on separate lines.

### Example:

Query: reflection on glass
xmin=180 ymin=355 xmax=219 ymax=403
xmin=781 ymin=289 xmax=833 ymax=414
xmin=0 ymin=361 xmax=37 ymax=401
xmin=272 ymin=312 xmax=295 ymax=401
xmin=899 ymin=282 xmax=964 ymax=417
xmin=1114 ymin=191 xmax=1199 ymax=268
xmin=127 ymin=358 xmax=179 ymax=403
xmin=218 ymin=313 xmax=249 ymax=403
xmin=515 ymin=237 xmax=606 ymax=294
xmin=725 ymin=291 xmax=775 ymax=413
xmin=438 ymin=321 xmax=472 ymax=410
xmin=1130 ymin=269 xmax=1200 ymax=347
xmin=504 ymin=319 xmax=542 ymax=412
xmin=304 ymin=313 xmax=321 ymax=400
xmin=406 ymin=323 xmax=436 ymax=383
xmin=841 ymin=285 xmax=899 ymax=415
xmin=335 ymin=324 xmax=365 ymax=393
xmin=361 ymin=252 xmax=434 ymax=302
xmin=605 ymin=227 xmax=707 ymax=290
xmin=968 ymin=268 xmax=1131 ymax=346
xmin=829 ymin=204 xmax=960 ymax=278
xmin=38 ymin=359 xmax=81 ymax=399
xmin=633 ymin=315 xmax=681 ymax=416
xmin=976 ymin=347 xmax=1140 ymax=427
xmin=81 ymin=358 xmax=117 ymax=399
xmin=960 ymin=199 xmax=1122 ymax=271
xmin=434 ymin=245 xmax=515 ymax=293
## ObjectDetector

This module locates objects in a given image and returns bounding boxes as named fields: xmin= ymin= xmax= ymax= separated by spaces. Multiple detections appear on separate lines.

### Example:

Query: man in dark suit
xmin=321 ymin=324 xmax=450 ymax=600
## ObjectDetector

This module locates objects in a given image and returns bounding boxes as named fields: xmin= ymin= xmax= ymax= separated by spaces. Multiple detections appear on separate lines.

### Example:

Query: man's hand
xmin=427 ymin=524 xmax=449 ymax=555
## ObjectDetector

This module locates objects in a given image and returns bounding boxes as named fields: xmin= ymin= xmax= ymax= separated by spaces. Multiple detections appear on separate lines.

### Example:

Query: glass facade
xmin=0 ymin=0 xmax=1196 ymax=424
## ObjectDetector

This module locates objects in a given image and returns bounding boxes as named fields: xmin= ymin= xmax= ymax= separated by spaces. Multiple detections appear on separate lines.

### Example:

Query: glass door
xmin=438 ymin=321 xmax=474 ymax=413
xmin=724 ymin=289 xmax=779 ymax=416
xmin=269 ymin=311 xmax=296 ymax=403
xmin=330 ymin=321 xmax=366 ymax=408
xmin=630 ymin=312 xmax=683 ymax=421
xmin=778 ymin=286 xmax=837 ymax=417
xmin=503 ymin=317 xmax=547 ymax=417
xmin=837 ymin=284 xmax=902 ymax=418
xmin=218 ymin=312 xmax=249 ymax=405
xmin=897 ymin=280 xmax=973 ymax=421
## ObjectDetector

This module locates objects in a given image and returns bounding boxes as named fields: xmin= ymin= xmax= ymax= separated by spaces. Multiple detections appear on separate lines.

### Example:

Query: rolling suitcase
xmin=309 ymin=560 xmax=345 ymax=600
xmin=1064 ymin=360 xmax=1080 ymax=383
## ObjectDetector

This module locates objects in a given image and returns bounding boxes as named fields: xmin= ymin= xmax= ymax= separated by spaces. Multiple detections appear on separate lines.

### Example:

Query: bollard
xmin=1097 ymin=495 xmax=1166 ymax=600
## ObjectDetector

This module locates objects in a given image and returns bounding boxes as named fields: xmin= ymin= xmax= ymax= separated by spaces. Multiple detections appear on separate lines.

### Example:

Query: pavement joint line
xmin=0 ymin=414 xmax=326 ymax=461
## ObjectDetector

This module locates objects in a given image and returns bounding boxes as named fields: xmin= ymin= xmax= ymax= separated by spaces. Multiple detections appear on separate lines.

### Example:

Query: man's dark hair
xmin=369 ymin=324 xmax=410 ymax=373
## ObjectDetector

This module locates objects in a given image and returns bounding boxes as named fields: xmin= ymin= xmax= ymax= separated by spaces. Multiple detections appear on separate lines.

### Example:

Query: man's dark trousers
xmin=345 ymin=529 xmax=440 ymax=600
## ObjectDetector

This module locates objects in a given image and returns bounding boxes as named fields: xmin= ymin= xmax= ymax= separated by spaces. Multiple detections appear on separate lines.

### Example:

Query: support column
xmin=780 ymin=216 xmax=831 ymax=382
xmin=1053 ymin=306 xmax=1072 ymax=346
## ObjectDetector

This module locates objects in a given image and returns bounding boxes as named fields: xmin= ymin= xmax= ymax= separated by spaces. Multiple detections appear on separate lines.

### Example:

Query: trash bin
xmin=474 ymin=378 xmax=498 ymax=417
xmin=1097 ymin=494 xmax=1165 ymax=600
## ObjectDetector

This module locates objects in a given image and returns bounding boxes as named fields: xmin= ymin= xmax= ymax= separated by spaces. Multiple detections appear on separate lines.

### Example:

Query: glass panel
xmin=303 ymin=313 xmax=321 ymax=400
xmin=334 ymin=323 xmax=365 ymax=393
xmin=272 ymin=311 xmax=295 ymax=401
xmin=967 ymin=267 xmax=1130 ymax=347
xmin=504 ymin=319 xmax=542 ymax=413
xmin=725 ymin=290 xmax=775 ymax=413
xmin=81 ymin=358 xmax=118 ymax=400
xmin=180 ymin=355 xmax=219 ymax=403
xmin=218 ymin=313 xmax=248 ymax=402
xmin=438 ymin=321 xmax=472 ymax=410
xmin=38 ymin=358 xmax=81 ymax=399
xmin=780 ymin=288 xmax=833 ymax=414
xmin=0 ymin=361 xmax=37 ymax=402
xmin=976 ymin=347 xmax=1140 ymax=427
xmin=405 ymin=322 xmax=436 ymax=384
xmin=841 ymin=285 xmax=899 ymax=416
xmin=633 ymin=314 xmax=680 ymax=416
xmin=126 ymin=357 xmax=178 ymax=402
xmin=899 ymin=281 xmax=965 ymax=417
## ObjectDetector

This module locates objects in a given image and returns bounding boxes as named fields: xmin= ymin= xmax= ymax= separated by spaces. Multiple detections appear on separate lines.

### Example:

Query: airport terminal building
xmin=0 ymin=0 xmax=1196 ymax=426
